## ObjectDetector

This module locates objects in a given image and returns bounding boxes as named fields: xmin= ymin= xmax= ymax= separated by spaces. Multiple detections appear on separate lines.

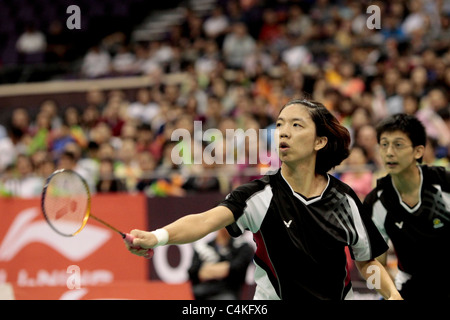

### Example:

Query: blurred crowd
xmin=1 ymin=0 xmax=450 ymax=201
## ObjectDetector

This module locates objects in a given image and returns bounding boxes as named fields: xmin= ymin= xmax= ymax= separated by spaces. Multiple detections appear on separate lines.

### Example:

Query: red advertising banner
xmin=0 ymin=193 xmax=149 ymax=292
xmin=7 ymin=281 xmax=193 ymax=300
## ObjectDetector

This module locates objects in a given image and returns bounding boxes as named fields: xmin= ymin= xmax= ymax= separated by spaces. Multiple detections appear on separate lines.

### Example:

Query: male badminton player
xmin=126 ymin=99 xmax=402 ymax=300
xmin=364 ymin=114 xmax=450 ymax=301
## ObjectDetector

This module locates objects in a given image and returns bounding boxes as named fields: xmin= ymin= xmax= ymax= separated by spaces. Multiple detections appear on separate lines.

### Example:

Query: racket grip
xmin=124 ymin=233 xmax=154 ymax=259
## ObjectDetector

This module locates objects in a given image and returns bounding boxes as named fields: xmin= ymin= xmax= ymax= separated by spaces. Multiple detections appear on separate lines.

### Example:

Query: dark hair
xmin=376 ymin=113 xmax=427 ymax=163
xmin=279 ymin=99 xmax=351 ymax=174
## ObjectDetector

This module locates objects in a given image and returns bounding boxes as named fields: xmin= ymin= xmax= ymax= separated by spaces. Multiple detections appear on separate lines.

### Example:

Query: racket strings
xmin=43 ymin=171 xmax=90 ymax=236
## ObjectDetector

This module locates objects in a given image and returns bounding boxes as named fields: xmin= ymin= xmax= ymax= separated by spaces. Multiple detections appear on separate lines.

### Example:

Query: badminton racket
xmin=41 ymin=168 xmax=153 ymax=258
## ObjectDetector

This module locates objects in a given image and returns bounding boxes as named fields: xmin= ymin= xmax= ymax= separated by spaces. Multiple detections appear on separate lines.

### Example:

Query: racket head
xmin=41 ymin=169 xmax=91 ymax=237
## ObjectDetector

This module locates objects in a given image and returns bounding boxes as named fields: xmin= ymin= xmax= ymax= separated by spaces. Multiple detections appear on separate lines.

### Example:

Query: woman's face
xmin=276 ymin=104 xmax=326 ymax=165
xmin=379 ymin=130 xmax=423 ymax=175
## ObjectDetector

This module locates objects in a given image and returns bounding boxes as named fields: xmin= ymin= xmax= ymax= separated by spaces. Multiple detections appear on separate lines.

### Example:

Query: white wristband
xmin=151 ymin=228 xmax=169 ymax=247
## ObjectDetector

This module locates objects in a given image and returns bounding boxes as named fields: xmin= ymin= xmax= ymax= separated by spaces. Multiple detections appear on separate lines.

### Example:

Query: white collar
xmin=280 ymin=170 xmax=331 ymax=205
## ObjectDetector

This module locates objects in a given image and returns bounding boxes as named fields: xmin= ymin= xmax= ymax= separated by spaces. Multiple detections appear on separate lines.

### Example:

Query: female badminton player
xmin=364 ymin=114 xmax=450 ymax=301
xmin=126 ymin=99 xmax=402 ymax=300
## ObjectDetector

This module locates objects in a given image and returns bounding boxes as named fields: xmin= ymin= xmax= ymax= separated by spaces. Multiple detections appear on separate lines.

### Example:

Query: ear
xmin=314 ymin=136 xmax=328 ymax=151
xmin=414 ymin=145 xmax=425 ymax=160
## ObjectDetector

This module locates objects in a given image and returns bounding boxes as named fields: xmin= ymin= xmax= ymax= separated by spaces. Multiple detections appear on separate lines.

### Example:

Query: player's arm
xmin=127 ymin=206 xmax=235 ymax=255
xmin=355 ymin=259 xmax=403 ymax=300
xmin=376 ymin=252 xmax=387 ymax=265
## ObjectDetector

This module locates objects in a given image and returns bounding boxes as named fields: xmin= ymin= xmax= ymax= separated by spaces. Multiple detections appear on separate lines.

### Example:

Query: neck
xmin=281 ymin=162 xmax=327 ymax=198
xmin=391 ymin=164 xmax=421 ymax=193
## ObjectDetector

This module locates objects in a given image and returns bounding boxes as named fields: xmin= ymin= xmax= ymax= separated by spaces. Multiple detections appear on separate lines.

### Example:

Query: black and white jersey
xmin=220 ymin=169 xmax=388 ymax=300
xmin=364 ymin=165 xmax=450 ymax=294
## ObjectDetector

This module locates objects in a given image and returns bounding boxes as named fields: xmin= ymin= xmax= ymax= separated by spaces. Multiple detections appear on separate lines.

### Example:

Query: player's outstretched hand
xmin=124 ymin=229 xmax=157 ymax=257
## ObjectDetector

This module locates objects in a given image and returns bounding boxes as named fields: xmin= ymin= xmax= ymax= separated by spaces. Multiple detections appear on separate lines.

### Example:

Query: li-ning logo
xmin=0 ymin=208 xmax=111 ymax=262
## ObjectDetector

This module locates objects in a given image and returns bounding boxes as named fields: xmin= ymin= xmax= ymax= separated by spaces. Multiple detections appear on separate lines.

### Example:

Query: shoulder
xmin=329 ymin=174 xmax=353 ymax=193
xmin=361 ymin=173 xmax=392 ymax=209
xmin=223 ymin=173 xmax=277 ymax=237
xmin=220 ymin=172 xmax=275 ymax=217
xmin=328 ymin=174 xmax=361 ymax=203
xmin=421 ymin=164 xmax=450 ymax=185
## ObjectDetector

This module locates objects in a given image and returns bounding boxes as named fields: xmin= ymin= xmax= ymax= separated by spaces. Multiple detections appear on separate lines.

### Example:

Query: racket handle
xmin=123 ymin=233 xmax=154 ymax=259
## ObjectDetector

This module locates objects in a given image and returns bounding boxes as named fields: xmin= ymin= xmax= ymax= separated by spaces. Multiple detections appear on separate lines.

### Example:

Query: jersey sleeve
xmin=346 ymin=191 xmax=389 ymax=261
xmin=219 ymin=179 xmax=272 ymax=237
xmin=363 ymin=189 xmax=390 ymax=243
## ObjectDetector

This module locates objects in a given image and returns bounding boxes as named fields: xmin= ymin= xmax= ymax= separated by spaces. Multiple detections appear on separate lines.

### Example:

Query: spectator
xmin=0 ymin=125 xmax=20 ymax=173
xmin=77 ymin=140 xmax=100 ymax=187
xmin=203 ymin=6 xmax=230 ymax=45
xmin=85 ymin=88 xmax=107 ymax=111
xmin=182 ymin=144 xmax=222 ymax=194
xmin=114 ymin=138 xmax=141 ymax=191
xmin=81 ymin=105 xmax=101 ymax=132
xmin=63 ymin=107 xmax=88 ymax=149
xmin=27 ymin=111 xmax=52 ymax=156
xmin=135 ymin=151 xmax=157 ymax=192
xmin=423 ymin=137 xmax=449 ymax=168
xmin=410 ymin=66 xmax=429 ymax=99
xmin=135 ymin=123 xmax=161 ymax=160
xmin=98 ymin=95 xmax=127 ymax=137
xmin=96 ymin=158 xmax=126 ymax=193
xmin=385 ymin=78 xmax=414 ymax=115
xmin=111 ymin=44 xmax=137 ymax=75
xmin=39 ymin=99 xmax=62 ymax=130
xmin=243 ymin=41 xmax=273 ymax=78
xmin=416 ymin=88 xmax=450 ymax=148
xmin=89 ymin=122 xmax=114 ymax=147
xmin=9 ymin=108 xmax=31 ymax=139
xmin=258 ymin=8 xmax=283 ymax=46
xmin=340 ymin=145 xmax=374 ymax=201
xmin=148 ymin=140 xmax=187 ymax=197
xmin=354 ymin=124 xmax=383 ymax=170
xmin=188 ymin=228 xmax=254 ymax=300
xmin=401 ymin=0 xmax=428 ymax=37
xmin=335 ymin=60 xmax=365 ymax=98
xmin=35 ymin=154 xmax=56 ymax=180
xmin=195 ymin=40 xmax=221 ymax=76
xmin=222 ymin=22 xmax=256 ymax=69
xmin=128 ymin=88 xmax=160 ymax=125
xmin=81 ymin=45 xmax=111 ymax=78
xmin=16 ymin=23 xmax=46 ymax=63
xmin=1 ymin=154 xmax=44 ymax=198
xmin=285 ymin=4 xmax=313 ymax=42
xmin=48 ymin=122 xmax=76 ymax=160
